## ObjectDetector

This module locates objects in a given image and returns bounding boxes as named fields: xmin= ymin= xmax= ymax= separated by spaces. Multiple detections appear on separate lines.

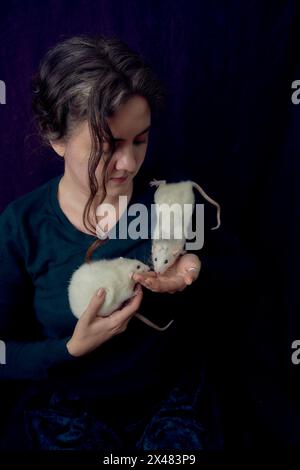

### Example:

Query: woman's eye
xmin=134 ymin=140 xmax=147 ymax=146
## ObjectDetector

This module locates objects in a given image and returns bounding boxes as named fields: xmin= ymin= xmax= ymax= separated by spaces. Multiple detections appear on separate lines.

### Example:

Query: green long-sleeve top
xmin=0 ymin=175 xmax=200 ymax=403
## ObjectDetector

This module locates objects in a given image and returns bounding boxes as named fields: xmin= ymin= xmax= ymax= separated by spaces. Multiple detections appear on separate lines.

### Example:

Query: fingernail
xmin=188 ymin=267 xmax=197 ymax=272
xmin=97 ymin=288 xmax=105 ymax=297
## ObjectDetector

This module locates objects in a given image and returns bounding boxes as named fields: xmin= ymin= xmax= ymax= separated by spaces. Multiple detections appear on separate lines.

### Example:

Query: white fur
xmin=154 ymin=181 xmax=195 ymax=206
xmin=150 ymin=179 xmax=221 ymax=273
xmin=68 ymin=257 xmax=150 ymax=318
xmin=152 ymin=239 xmax=185 ymax=274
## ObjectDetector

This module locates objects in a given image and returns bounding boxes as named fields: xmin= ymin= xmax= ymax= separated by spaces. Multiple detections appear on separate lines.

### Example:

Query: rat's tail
xmin=191 ymin=182 xmax=221 ymax=230
xmin=135 ymin=313 xmax=174 ymax=331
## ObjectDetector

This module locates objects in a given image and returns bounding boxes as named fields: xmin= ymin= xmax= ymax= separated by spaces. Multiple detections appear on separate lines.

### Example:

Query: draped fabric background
xmin=0 ymin=0 xmax=300 ymax=449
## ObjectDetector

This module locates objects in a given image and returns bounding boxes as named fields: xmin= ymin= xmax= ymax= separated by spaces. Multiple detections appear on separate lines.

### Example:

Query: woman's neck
xmin=57 ymin=174 xmax=134 ymax=236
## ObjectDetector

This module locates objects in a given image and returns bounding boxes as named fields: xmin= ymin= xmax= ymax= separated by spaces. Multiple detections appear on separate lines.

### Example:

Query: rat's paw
xmin=149 ymin=179 xmax=166 ymax=187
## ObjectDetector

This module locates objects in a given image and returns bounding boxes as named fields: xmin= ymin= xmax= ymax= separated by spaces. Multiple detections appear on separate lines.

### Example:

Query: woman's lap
xmin=2 ymin=369 xmax=224 ymax=451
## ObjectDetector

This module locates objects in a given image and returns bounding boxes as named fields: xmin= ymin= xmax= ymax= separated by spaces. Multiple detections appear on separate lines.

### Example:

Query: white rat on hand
xmin=150 ymin=179 xmax=221 ymax=274
xmin=68 ymin=257 xmax=174 ymax=331
xmin=133 ymin=179 xmax=219 ymax=291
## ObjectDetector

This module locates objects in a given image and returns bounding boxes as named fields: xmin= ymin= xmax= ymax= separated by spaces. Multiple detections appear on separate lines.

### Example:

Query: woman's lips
xmin=110 ymin=176 xmax=128 ymax=184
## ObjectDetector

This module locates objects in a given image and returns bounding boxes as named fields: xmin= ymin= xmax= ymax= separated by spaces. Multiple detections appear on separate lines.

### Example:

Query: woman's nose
xmin=115 ymin=146 xmax=137 ymax=173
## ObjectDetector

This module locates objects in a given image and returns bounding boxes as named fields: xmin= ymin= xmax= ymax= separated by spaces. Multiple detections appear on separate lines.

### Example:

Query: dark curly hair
xmin=31 ymin=35 xmax=165 ymax=261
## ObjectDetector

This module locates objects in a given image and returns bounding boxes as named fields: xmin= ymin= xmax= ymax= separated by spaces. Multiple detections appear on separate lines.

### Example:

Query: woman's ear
xmin=49 ymin=139 xmax=66 ymax=157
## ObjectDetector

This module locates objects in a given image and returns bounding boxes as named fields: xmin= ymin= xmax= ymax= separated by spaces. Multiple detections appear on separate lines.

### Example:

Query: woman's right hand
xmin=66 ymin=285 xmax=143 ymax=357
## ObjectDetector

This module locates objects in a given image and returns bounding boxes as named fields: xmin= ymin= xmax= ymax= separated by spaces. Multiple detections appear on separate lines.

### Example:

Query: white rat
xmin=150 ymin=179 xmax=221 ymax=273
xmin=68 ymin=257 xmax=174 ymax=331
xmin=152 ymin=239 xmax=186 ymax=274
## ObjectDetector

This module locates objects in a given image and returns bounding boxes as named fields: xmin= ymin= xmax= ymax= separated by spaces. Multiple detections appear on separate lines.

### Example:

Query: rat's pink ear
xmin=172 ymin=249 xmax=181 ymax=256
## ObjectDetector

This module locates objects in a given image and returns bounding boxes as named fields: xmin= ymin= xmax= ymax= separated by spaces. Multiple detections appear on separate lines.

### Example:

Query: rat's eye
xmin=164 ymin=259 xmax=168 ymax=264
xmin=154 ymin=257 xmax=157 ymax=262
xmin=136 ymin=265 xmax=141 ymax=269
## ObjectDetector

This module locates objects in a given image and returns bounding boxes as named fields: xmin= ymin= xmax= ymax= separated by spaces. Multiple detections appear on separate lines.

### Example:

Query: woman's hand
xmin=132 ymin=254 xmax=201 ymax=294
xmin=66 ymin=285 xmax=143 ymax=357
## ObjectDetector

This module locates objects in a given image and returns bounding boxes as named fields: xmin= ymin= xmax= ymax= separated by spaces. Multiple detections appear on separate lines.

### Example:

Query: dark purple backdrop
xmin=1 ymin=0 xmax=300 ymax=449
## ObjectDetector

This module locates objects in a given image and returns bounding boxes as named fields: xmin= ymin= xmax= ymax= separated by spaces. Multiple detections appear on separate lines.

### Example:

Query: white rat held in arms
xmin=150 ymin=179 xmax=221 ymax=274
xmin=68 ymin=257 xmax=174 ymax=332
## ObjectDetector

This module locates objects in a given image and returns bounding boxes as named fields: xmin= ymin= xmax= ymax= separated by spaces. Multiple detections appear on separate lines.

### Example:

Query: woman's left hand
xmin=132 ymin=254 xmax=201 ymax=294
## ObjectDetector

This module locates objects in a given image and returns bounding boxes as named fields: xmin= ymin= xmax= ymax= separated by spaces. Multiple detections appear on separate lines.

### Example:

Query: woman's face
xmin=51 ymin=95 xmax=151 ymax=202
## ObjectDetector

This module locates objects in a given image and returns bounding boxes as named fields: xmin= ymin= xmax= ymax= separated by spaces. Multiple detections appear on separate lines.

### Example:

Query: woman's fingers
xmin=81 ymin=288 xmax=106 ymax=323
xmin=132 ymin=271 xmax=157 ymax=283
xmin=177 ymin=255 xmax=201 ymax=274
xmin=183 ymin=274 xmax=194 ymax=285
xmin=108 ymin=285 xmax=144 ymax=326
xmin=137 ymin=274 xmax=182 ymax=293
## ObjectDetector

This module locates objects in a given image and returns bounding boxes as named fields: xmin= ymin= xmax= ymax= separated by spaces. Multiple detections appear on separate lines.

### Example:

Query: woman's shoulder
xmin=0 ymin=175 xmax=60 ymax=224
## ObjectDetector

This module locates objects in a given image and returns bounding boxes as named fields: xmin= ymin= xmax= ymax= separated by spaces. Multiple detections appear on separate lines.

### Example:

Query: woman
xmin=0 ymin=35 xmax=218 ymax=451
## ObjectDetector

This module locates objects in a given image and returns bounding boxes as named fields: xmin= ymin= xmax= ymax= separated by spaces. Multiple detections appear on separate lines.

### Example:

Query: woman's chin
xmin=96 ymin=178 xmax=133 ymax=198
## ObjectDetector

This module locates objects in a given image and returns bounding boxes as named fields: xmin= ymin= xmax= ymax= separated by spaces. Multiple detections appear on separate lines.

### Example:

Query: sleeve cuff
xmin=46 ymin=337 xmax=77 ymax=367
